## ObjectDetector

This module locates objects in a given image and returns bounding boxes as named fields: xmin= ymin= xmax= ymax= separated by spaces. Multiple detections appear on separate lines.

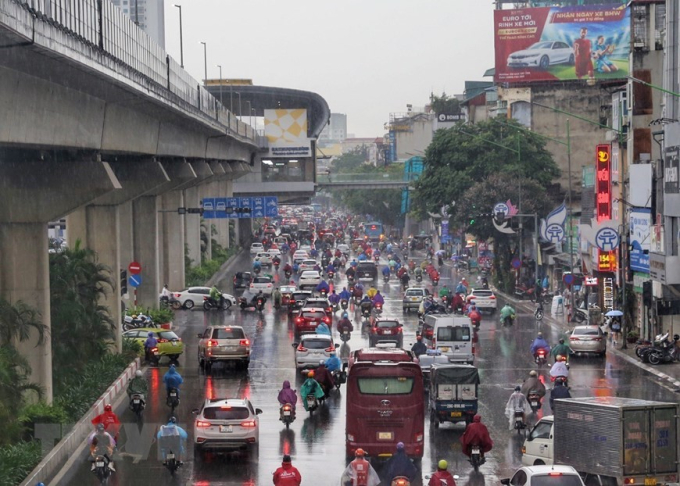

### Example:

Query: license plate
xmin=170 ymin=392 xmax=177 ymax=397
xmin=472 ymin=447 xmax=480 ymax=455
xmin=171 ymin=341 xmax=178 ymax=346
xmin=645 ymin=479 xmax=657 ymax=486
xmin=531 ymin=401 xmax=538 ymax=407
xmin=451 ymin=411 xmax=462 ymax=417
xmin=307 ymin=398 xmax=315 ymax=406
xmin=166 ymin=453 xmax=175 ymax=460
xmin=283 ymin=411 xmax=291 ymax=416
xmin=133 ymin=399 xmax=140 ymax=404
xmin=220 ymin=425 xmax=233 ymax=433
xmin=378 ymin=432 xmax=393 ymax=440
xmin=411 ymin=297 xmax=418 ymax=301
xmin=382 ymin=330 xmax=390 ymax=334
xmin=222 ymin=346 xmax=236 ymax=351
xmin=96 ymin=461 xmax=105 ymax=467
xmin=440 ymin=347 xmax=450 ymax=352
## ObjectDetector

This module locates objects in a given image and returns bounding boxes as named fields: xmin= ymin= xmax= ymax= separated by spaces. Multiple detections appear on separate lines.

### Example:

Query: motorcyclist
xmin=345 ymin=266 xmax=356 ymax=280
xmin=455 ymin=282 xmax=467 ymax=295
xmin=521 ymin=370 xmax=547 ymax=399
xmin=315 ymin=360 xmax=335 ymax=395
xmin=341 ymin=448 xmax=380 ymax=486
xmin=360 ymin=295 xmax=373 ymax=315
xmin=91 ymin=404 xmax=121 ymax=441
xmin=253 ymin=259 xmax=262 ymax=273
xmin=163 ymin=364 xmax=183 ymax=399
xmin=384 ymin=442 xmax=418 ymax=483
xmin=460 ymin=414 xmax=493 ymax=462
xmin=400 ymin=272 xmax=410 ymax=289
xmin=353 ymin=283 xmax=364 ymax=301
xmin=367 ymin=285 xmax=378 ymax=299
xmin=88 ymin=423 xmax=116 ymax=471
xmin=500 ymin=303 xmax=516 ymax=325
xmin=316 ymin=320 xmax=331 ymax=335
xmin=326 ymin=262 xmax=336 ymax=276
xmin=328 ymin=290 xmax=340 ymax=307
xmin=251 ymin=290 xmax=266 ymax=307
xmin=159 ymin=284 xmax=172 ymax=305
xmin=300 ymin=371 xmax=324 ymax=411
xmin=273 ymin=287 xmax=283 ymax=307
xmin=530 ymin=332 xmax=551 ymax=356
xmin=325 ymin=352 xmax=342 ymax=372
xmin=469 ymin=307 xmax=482 ymax=327
xmin=411 ymin=335 xmax=428 ymax=357
xmin=156 ymin=417 xmax=188 ymax=463
xmin=382 ymin=266 xmax=391 ymax=278
xmin=550 ymin=338 xmax=573 ymax=362
xmin=277 ymin=380 xmax=298 ymax=412
xmin=549 ymin=355 xmax=569 ymax=380
xmin=126 ymin=369 xmax=148 ymax=405
xmin=338 ymin=312 xmax=354 ymax=333
xmin=505 ymin=386 xmax=530 ymax=430
xmin=549 ymin=379 xmax=572 ymax=412
xmin=438 ymin=285 xmax=451 ymax=299
xmin=283 ymin=262 xmax=293 ymax=275
xmin=451 ymin=293 xmax=465 ymax=313
xmin=338 ymin=287 xmax=352 ymax=302
xmin=372 ymin=290 xmax=385 ymax=306
xmin=428 ymin=460 xmax=457 ymax=486
xmin=273 ymin=454 xmax=302 ymax=486
xmin=144 ymin=331 xmax=158 ymax=364
xmin=315 ymin=279 xmax=330 ymax=294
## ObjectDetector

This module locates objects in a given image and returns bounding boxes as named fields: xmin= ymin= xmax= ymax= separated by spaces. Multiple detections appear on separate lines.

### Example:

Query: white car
xmin=267 ymin=248 xmax=282 ymax=258
xmin=299 ymin=270 xmax=321 ymax=289
xmin=292 ymin=250 xmax=309 ymax=264
xmin=501 ymin=465 xmax=584 ymax=486
xmin=249 ymin=242 xmax=264 ymax=254
xmin=507 ymin=41 xmax=574 ymax=70
xmin=174 ymin=287 xmax=236 ymax=310
xmin=300 ymin=245 xmax=312 ymax=253
xmin=249 ymin=275 xmax=274 ymax=295
xmin=253 ymin=252 xmax=273 ymax=266
xmin=298 ymin=259 xmax=318 ymax=273
xmin=293 ymin=333 xmax=336 ymax=370
xmin=336 ymin=243 xmax=350 ymax=255
xmin=193 ymin=398 xmax=262 ymax=457
xmin=466 ymin=288 xmax=497 ymax=313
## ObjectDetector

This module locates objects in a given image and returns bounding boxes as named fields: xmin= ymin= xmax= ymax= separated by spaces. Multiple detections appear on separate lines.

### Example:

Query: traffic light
xmin=642 ymin=280 xmax=652 ymax=307
xmin=120 ymin=270 xmax=127 ymax=296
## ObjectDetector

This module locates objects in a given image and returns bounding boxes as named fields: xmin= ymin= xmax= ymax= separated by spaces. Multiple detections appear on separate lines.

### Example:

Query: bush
xmin=186 ymin=245 xmax=239 ymax=287
xmin=123 ymin=337 xmax=143 ymax=360
xmin=147 ymin=307 xmax=174 ymax=324
xmin=0 ymin=440 xmax=41 ymax=486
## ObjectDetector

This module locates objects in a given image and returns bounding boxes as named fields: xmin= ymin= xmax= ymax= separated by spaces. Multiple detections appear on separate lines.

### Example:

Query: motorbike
xmin=646 ymin=335 xmax=680 ymax=365
xmin=383 ymin=273 xmax=390 ymax=283
xmin=534 ymin=348 xmax=548 ymax=366
xmin=253 ymin=266 xmax=261 ymax=275
xmin=167 ymin=388 xmax=180 ymax=414
xmin=160 ymin=296 xmax=182 ymax=310
xmin=91 ymin=454 xmax=113 ymax=484
xmin=374 ymin=302 xmax=383 ymax=315
xmin=327 ymin=270 xmax=335 ymax=280
xmin=534 ymin=303 xmax=544 ymax=321
xmin=203 ymin=296 xmax=230 ymax=311
xmin=305 ymin=395 xmax=318 ymax=416
xmin=637 ymin=333 xmax=669 ymax=360
xmin=255 ymin=297 xmax=266 ymax=313
xmin=514 ymin=409 xmax=526 ymax=434
xmin=514 ymin=284 xmax=536 ymax=301
xmin=502 ymin=315 xmax=515 ymax=327
xmin=274 ymin=299 xmax=282 ymax=310
xmin=528 ymin=393 xmax=542 ymax=413
xmin=432 ymin=276 xmax=439 ymax=286
xmin=552 ymin=376 xmax=569 ymax=387
xmin=331 ymin=301 xmax=339 ymax=313
xmin=391 ymin=477 xmax=411 ymax=486
xmin=331 ymin=369 xmax=347 ymax=390
xmin=470 ymin=313 xmax=481 ymax=330
xmin=145 ymin=346 xmax=160 ymax=366
xmin=279 ymin=403 xmax=295 ymax=429
xmin=123 ymin=313 xmax=155 ymax=331
xmin=129 ymin=394 xmax=145 ymax=419
xmin=415 ymin=274 xmax=423 ymax=283
xmin=340 ymin=299 xmax=349 ymax=311
xmin=284 ymin=269 xmax=292 ymax=279
xmin=374 ymin=254 xmax=380 ymax=263
xmin=319 ymin=288 xmax=329 ymax=298
xmin=469 ymin=444 xmax=484 ymax=472
xmin=572 ymin=306 xmax=589 ymax=324
xmin=340 ymin=329 xmax=351 ymax=342
xmin=361 ymin=306 xmax=372 ymax=321
xmin=164 ymin=450 xmax=182 ymax=476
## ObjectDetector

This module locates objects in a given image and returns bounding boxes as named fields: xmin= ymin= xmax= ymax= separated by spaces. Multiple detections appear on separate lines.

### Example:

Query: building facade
xmin=110 ymin=0 xmax=165 ymax=48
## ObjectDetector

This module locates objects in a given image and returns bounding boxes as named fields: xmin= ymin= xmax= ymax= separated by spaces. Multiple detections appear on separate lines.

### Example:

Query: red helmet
xmin=104 ymin=404 xmax=112 ymax=412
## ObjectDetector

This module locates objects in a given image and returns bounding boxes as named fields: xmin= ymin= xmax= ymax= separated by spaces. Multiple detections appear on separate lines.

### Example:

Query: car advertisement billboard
xmin=494 ymin=4 xmax=630 ymax=84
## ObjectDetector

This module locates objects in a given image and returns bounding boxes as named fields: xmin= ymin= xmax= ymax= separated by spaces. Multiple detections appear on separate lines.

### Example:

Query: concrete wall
xmin=396 ymin=118 xmax=433 ymax=160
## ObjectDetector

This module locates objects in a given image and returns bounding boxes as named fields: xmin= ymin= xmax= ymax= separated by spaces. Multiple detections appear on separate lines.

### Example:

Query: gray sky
xmin=164 ymin=1 xmax=495 ymax=138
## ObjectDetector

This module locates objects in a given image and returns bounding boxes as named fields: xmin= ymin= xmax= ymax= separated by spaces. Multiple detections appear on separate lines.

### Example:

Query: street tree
xmin=430 ymin=92 xmax=461 ymax=115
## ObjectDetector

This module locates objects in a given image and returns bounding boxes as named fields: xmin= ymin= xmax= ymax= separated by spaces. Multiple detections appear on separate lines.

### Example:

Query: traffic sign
xmin=202 ymin=198 xmax=215 ymax=219
xmin=128 ymin=274 xmax=142 ymax=288
xmin=563 ymin=274 xmax=574 ymax=286
xmin=511 ymin=257 xmax=522 ymax=269
xmin=128 ymin=261 xmax=142 ymax=275
xmin=265 ymin=196 xmax=279 ymax=217
xmin=201 ymin=196 xmax=278 ymax=219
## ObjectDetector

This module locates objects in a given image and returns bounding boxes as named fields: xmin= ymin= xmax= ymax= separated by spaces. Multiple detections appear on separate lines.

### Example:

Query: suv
xmin=403 ymin=287 xmax=430 ymax=312
xmin=254 ymin=252 xmax=273 ymax=267
xmin=466 ymin=288 xmax=497 ymax=313
xmin=368 ymin=319 xmax=403 ymax=347
xmin=356 ymin=261 xmax=377 ymax=281
xmin=302 ymin=297 xmax=332 ymax=317
xmin=288 ymin=290 xmax=313 ymax=315
xmin=197 ymin=326 xmax=251 ymax=371
xmin=193 ymin=398 xmax=262 ymax=458
xmin=294 ymin=308 xmax=331 ymax=334
xmin=293 ymin=334 xmax=337 ymax=369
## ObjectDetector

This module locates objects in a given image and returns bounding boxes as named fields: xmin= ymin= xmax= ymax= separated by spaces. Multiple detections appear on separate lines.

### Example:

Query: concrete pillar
xmin=184 ymin=186 xmax=201 ymax=268
xmin=200 ymin=183 xmax=213 ymax=262
xmin=132 ymin=196 xmax=160 ymax=307
xmin=160 ymin=191 xmax=185 ymax=291
xmin=0 ymin=223 xmax=53 ymax=402
xmin=214 ymin=179 xmax=232 ymax=249
xmin=119 ymin=201 xmax=134 ymax=274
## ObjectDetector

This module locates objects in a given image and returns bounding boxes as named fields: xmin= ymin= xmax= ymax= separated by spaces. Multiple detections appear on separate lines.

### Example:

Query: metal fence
xmin=15 ymin=0 xmax=260 ymax=143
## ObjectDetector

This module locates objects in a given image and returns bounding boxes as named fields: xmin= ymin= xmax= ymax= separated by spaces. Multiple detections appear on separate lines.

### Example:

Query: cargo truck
xmin=522 ymin=397 xmax=679 ymax=486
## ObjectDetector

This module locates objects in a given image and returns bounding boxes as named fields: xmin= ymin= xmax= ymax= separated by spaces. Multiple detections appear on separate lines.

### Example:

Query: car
xmin=403 ymin=287 xmax=430 ymax=312
xmin=197 ymin=326 xmax=251 ymax=370
xmin=302 ymin=297 xmax=332 ymax=316
xmin=507 ymin=41 xmax=574 ymax=70
xmin=279 ymin=285 xmax=297 ymax=306
xmin=368 ymin=319 xmax=403 ymax=347
xmin=294 ymin=307 xmax=331 ymax=334
xmin=267 ymin=248 xmax=282 ymax=258
xmin=123 ymin=328 xmax=184 ymax=362
xmin=193 ymin=398 xmax=262 ymax=457
xmin=289 ymin=290 xmax=313 ymax=313
xmin=569 ymin=325 xmax=606 ymax=356
xmin=274 ymin=237 xmax=288 ymax=247
xmin=232 ymin=272 xmax=252 ymax=290
xmin=253 ymin=252 xmax=273 ymax=266
xmin=466 ymin=288 xmax=497 ymax=313
xmin=356 ymin=261 xmax=377 ymax=280
xmin=292 ymin=250 xmax=309 ymax=264
xmin=298 ymin=259 xmax=318 ymax=272
xmin=293 ymin=333 xmax=337 ymax=370
xmin=336 ymin=243 xmax=350 ymax=255
xmin=174 ymin=287 xmax=237 ymax=310
xmin=300 ymin=244 xmax=312 ymax=253
xmin=299 ymin=270 xmax=322 ymax=289
xmin=501 ymin=465 xmax=584 ymax=486
xmin=249 ymin=242 xmax=264 ymax=254
xmin=249 ymin=275 xmax=274 ymax=295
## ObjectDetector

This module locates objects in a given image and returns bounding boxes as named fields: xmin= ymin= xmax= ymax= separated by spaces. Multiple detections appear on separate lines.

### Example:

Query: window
xmin=573 ymin=327 xmax=601 ymax=336
xmin=190 ymin=288 xmax=209 ymax=295
xmin=303 ymin=311 xmax=326 ymax=319
xmin=437 ymin=326 xmax=471 ymax=342
xmin=158 ymin=331 xmax=179 ymax=340
xmin=377 ymin=321 xmax=399 ymax=329
xmin=125 ymin=331 xmax=140 ymax=338
xmin=301 ymin=338 xmax=331 ymax=349
xmin=511 ymin=470 xmax=528 ymax=486
xmin=203 ymin=329 xmax=211 ymax=339
xmin=357 ymin=377 xmax=414 ymax=395
xmin=254 ymin=277 xmax=271 ymax=284
xmin=532 ymin=475 xmax=583 ymax=486
xmin=203 ymin=407 xmax=249 ymax=420
xmin=530 ymin=421 xmax=553 ymax=440
xmin=213 ymin=328 xmax=245 ymax=339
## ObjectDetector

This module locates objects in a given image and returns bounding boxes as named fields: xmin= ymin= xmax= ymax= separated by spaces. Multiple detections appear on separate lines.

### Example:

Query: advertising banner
xmin=264 ymin=109 xmax=311 ymax=158
xmin=494 ymin=4 xmax=630 ymax=84
xmin=630 ymin=209 xmax=651 ymax=273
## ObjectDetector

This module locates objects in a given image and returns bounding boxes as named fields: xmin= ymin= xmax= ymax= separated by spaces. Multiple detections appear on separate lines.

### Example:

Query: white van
xmin=423 ymin=315 xmax=474 ymax=364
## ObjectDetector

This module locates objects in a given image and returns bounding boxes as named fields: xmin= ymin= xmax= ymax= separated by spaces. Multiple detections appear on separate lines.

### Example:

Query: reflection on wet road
xmin=56 ymin=250 xmax=678 ymax=485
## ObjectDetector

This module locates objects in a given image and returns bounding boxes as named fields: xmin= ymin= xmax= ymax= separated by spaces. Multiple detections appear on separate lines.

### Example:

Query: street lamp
xmin=200 ymin=42 xmax=207 ymax=85
xmin=246 ymin=101 xmax=252 ymax=126
xmin=134 ymin=0 xmax=139 ymax=25
xmin=217 ymin=65 xmax=223 ymax=105
xmin=234 ymin=92 xmax=242 ymax=118
xmin=173 ymin=4 xmax=183 ymax=68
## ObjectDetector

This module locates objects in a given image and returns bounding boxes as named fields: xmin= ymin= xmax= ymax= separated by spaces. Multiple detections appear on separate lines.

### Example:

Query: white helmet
xmin=135 ymin=370 xmax=143 ymax=378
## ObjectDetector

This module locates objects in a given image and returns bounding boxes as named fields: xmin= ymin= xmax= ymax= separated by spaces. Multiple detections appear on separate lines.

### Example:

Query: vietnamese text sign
xmin=494 ymin=5 xmax=630 ymax=84
xmin=664 ymin=146 xmax=679 ymax=194
xmin=598 ymin=249 xmax=617 ymax=272
xmin=630 ymin=209 xmax=651 ymax=273
xmin=596 ymin=144 xmax=611 ymax=222
xmin=264 ymin=109 xmax=311 ymax=158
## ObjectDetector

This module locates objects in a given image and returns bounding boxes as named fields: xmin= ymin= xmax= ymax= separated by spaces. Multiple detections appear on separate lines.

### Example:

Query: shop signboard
xmin=630 ymin=209 xmax=651 ymax=273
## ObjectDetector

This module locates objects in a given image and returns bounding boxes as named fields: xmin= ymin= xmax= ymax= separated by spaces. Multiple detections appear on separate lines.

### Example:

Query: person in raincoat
xmin=460 ymin=415 xmax=493 ymax=461
xmin=315 ymin=361 xmax=335 ymax=395
xmin=325 ymin=352 xmax=342 ymax=372
xmin=163 ymin=364 xmax=184 ymax=399
xmin=338 ymin=287 xmax=352 ymax=302
xmin=277 ymin=380 xmax=298 ymax=411
xmin=372 ymin=291 xmax=384 ymax=306
xmin=384 ymin=442 xmax=418 ymax=483
xmin=505 ymin=386 xmax=530 ymax=430
xmin=549 ymin=356 xmax=569 ymax=380
xmin=550 ymin=338 xmax=572 ymax=362
xmin=521 ymin=370 xmax=546 ymax=399
xmin=341 ymin=448 xmax=380 ymax=486
xmin=300 ymin=371 xmax=324 ymax=411
xmin=316 ymin=321 xmax=331 ymax=335
xmin=156 ymin=417 xmax=188 ymax=462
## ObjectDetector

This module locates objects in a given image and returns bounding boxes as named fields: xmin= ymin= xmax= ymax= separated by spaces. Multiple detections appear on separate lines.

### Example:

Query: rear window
xmin=159 ymin=331 xmax=179 ymax=340
xmin=377 ymin=321 xmax=399 ymax=329
xmin=531 ymin=475 xmax=583 ymax=486
xmin=472 ymin=290 xmax=493 ymax=297
xmin=357 ymin=262 xmax=376 ymax=270
xmin=573 ymin=327 xmax=601 ymax=336
xmin=203 ymin=406 xmax=249 ymax=420
xmin=405 ymin=289 xmax=424 ymax=296
xmin=303 ymin=311 xmax=326 ymax=319
xmin=254 ymin=277 xmax=271 ymax=284
xmin=301 ymin=271 xmax=319 ymax=278
xmin=357 ymin=377 xmax=414 ymax=395
xmin=293 ymin=292 xmax=311 ymax=300
xmin=302 ymin=338 xmax=331 ymax=350
xmin=437 ymin=326 xmax=471 ymax=342
xmin=212 ymin=328 xmax=245 ymax=339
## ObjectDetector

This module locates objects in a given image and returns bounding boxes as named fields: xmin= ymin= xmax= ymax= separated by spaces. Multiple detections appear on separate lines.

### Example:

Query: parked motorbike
xmin=129 ymin=394 xmax=145 ymax=419
xmin=534 ymin=348 xmax=548 ymax=366
xmin=163 ymin=450 xmax=182 ymax=476
xmin=123 ymin=313 xmax=155 ymax=331
xmin=528 ymin=393 xmax=542 ymax=413
xmin=573 ymin=306 xmax=589 ymax=324
xmin=91 ymin=454 xmax=113 ymax=484
xmin=514 ymin=284 xmax=536 ymax=301
xmin=636 ymin=333 xmax=668 ymax=360
xmin=305 ymin=395 xmax=318 ymax=416
xmin=203 ymin=296 xmax=230 ymax=311
xmin=279 ymin=403 xmax=295 ymax=429
xmin=646 ymin=335 xmax=680 ymax=365
xmin=167 ymin=388 xmax=180 ymax=414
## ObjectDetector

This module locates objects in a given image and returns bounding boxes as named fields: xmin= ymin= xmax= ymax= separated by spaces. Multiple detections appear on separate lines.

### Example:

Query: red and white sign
xmin=128 ymin=261 xmax=142 ymax=275
xmin=596 ymin=144 xmax=611 ymax=223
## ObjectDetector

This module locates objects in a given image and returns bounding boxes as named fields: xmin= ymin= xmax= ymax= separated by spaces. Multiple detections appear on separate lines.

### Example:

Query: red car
xmin=368 ymin=319 xmax=403 ymax=347
xmin=294 ymin=308 xmax=331 ymax=334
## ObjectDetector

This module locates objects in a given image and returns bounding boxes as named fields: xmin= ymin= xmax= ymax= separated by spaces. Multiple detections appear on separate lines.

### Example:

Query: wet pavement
xmin=55 ymin=249 xmax=680 ymax=486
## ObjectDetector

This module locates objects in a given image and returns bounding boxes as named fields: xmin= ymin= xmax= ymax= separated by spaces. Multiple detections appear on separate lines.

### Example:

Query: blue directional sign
xmin=265 ymin=196 xmax=279 ymax=217
xmin=128 ymin=274 xmax=142 ymax=288
xmin=202 ymin=198 xmax=215 ymax=219
xmin=252 ymin=197 xmax=265 ymax=218
xmin=214 ymin=197 xmax=227 ymax=219
xmin=201 ymin=196 xmax=278 ymax=219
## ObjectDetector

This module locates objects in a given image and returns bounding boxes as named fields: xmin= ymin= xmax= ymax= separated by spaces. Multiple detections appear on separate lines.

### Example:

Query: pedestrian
xmin=609 ymin=316 xmax=622 ymax=346
xmin=273 ymin=454 xmax=302 ymax=486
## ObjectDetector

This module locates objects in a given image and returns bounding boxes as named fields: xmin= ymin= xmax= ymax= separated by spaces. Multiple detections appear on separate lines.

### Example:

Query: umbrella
xmin=435 ymin=250 xmax=445 ymax=257
xmin=605 ymin=310 xmax=623 ymax=317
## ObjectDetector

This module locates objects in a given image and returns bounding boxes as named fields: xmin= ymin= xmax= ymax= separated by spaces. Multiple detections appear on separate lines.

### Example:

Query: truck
xmin=522 ymin=397 xmax=679 ymax=486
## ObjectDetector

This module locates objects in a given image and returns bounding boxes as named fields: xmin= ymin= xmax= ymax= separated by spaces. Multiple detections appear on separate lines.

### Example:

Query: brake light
xmin=240 ymin=339 xmax=250 ymax=347
xmin=297 ymin=344 xmax=308 ymax=352
xmin=295 ymin=317 xmax=304 ymax=324
xmin=593 ymin=337 xmax=602 ymax=341
xmin=283 ymin=404 xmax=292 ymax=411
xmin=267 ymin=284 xmax=272 ymax=288
xmin=397 ymin=327 xmax=403 ymax=333
xmin=489 ymin=295 xmax=496 ymax=299
xmin=548 ymin=473 xmax=563 ymax=477
xmin=322 ymin=317 xmax=331 ymax=324
xmin=625 ymin=479 xmax=635 ymax=485
xmin=203 ymin=296 xmax=208 ymax=301
xmin=570 ymin=336 xmax=580 ymax=341
xmin=395 ymin=480 xmax=408 ymax=486
xmin=196 ymin=420 xmax=211 ymax=428
xmin=538 ymin=349 xmax=545 ymax=356
xmin=207 ymin=340 xmax=218 ymax=348
xmin=175 ymin=293 xmax=181 ymax=298
xmin=220 ymin=406 xmax=232 ymax=409
xmin=325 ymin=346 xmax=335 ymax=352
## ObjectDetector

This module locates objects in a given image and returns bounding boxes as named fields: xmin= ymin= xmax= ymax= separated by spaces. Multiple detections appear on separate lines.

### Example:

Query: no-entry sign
xmin=128 ymin=261 xmax=142 ymax=275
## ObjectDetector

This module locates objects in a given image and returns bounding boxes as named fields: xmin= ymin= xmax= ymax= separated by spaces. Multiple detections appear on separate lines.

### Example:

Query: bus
xmin=364 ymin=222 xmax=383 ymax=242
xmin=345 ymin=350 xmax=424 ymax=460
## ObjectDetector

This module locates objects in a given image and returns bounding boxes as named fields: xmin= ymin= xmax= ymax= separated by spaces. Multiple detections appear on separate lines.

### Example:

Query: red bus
xmin=345 ymin=358 xmax=424 ymax=460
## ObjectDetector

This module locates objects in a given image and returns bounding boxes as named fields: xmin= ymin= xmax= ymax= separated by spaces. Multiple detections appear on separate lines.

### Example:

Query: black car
xmin=232 ymin=272 xmax=253 ymax=290
xmin=356 ymin=261 xmax=378 ymax=281
xmin=288 ymin=290 xmax=313 ymax=315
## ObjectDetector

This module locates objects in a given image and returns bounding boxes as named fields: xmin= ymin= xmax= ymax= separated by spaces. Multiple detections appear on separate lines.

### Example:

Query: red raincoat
xmin=460 ymin=415 xmax=493 ymax=457
xmin=273 ymin=462 xmax=302 ymax=485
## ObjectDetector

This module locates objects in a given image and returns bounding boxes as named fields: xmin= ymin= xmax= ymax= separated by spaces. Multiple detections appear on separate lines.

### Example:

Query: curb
xmin=205 ymin=246 xmax=245 ymax=288
xmin=20 ymin=358 xmax=141 ymax=486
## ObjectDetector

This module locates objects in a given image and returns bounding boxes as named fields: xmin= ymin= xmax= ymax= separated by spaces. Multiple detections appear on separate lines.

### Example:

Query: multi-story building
xmin=319 ymin=113 xmax=348 ymax=145
xmin=110 ymin=0 xmax=165 ymax=48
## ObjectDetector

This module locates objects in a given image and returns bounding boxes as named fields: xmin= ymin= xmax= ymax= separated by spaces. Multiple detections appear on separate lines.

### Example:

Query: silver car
xmin=193 ymin=398 xmax=261 ymax=457
xmin=403 ymin=287 xmax=430 ymax=312
xmin=569 ymin=325 xmax=606 ymax=357
xmin=293 ymin=334 xmax=336 ymax=370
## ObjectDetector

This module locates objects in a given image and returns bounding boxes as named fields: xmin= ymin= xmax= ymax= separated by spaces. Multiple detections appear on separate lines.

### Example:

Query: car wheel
xmin=568 ymin=54 xmax=575 ymax=65
xmin=199 ymin=357 xmax=205 ymax=369
xmin=223 ymin=300 xmax=232 ymax=310
xmin=403 ymin=307 xmax=407 ymax=313
xmin=184 ymin=300 xmax=194 ymax=310
xmin=539 ymin=55 xmax=549 ymax=70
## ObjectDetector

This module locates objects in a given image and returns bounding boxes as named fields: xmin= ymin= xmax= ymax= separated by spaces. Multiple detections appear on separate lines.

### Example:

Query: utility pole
xmin=174 ymin=5 xmax=184 ymax=68
xmin=567 ymin=119 xmax=575 ymax=320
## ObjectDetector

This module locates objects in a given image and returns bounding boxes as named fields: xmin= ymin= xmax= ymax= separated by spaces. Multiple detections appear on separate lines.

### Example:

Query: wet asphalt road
xmin=56 ymin=249 xmax=679 ymax=486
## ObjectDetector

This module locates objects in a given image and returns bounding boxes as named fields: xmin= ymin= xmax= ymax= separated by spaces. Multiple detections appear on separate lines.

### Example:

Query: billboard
xmin=264 ymin=109 xmax=311 ymax=158
xmin=596 ymin=144 xmax=611 ymax=223
xmin=494 ymin=4 xmax=630 ymax=84
xmin=630 ymin=209 xmax=651 ymax=273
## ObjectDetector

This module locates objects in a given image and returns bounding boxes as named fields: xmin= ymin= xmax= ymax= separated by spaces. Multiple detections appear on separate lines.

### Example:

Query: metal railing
xmin=319 ymin=173 xmax=417 ymax=184
xmin=14 ymin=0 xmax=263 ymax=145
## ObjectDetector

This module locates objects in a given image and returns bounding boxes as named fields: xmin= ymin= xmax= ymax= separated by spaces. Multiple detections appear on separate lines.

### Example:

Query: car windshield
xmin=377 ymin=321 xmax=399 ymax=329
xmin=531 ymin=475 xmax=583 ymax=486
xmin=159 ymin=331 xmax=179 ymax=340
xmin=301 ymin=272 xmax=319 ymax=278
xmin=212 ymin=328 xmax=245 ymax=339
xmin=302 ymin=338 xmax=331 ymax=349
xmin=573 ymin=327 xmax=600 ymax=336
xmin=530 ymin=42 xmax=553 ymax=49
xmin=437 ymin=326 xmax=471 ymax=341
xmin=203 ymin=406 xmax=250 ymax=420
xmin=254 ymin=277 xmax=271 ymax=284
xmin=357 ymin=263 xmax=375 ymax=269
xmin=303 ymin=311 xmax=326 ymax=319
xmin=406 ymin=290 xmax=424 ymax=296
xmin=357 ymin=377 xmax=414 ymax=395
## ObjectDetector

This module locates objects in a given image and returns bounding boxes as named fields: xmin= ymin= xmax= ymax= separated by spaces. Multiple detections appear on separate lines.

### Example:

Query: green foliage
xmin=148 ymin=307 xmax=174 ymax=324
xmin=0 ymin=440 xmax=41 ymax=486
xmin=18 ymin=401 xmax=69 ymax=426
xmin=123 ymin=337 xmax=143 ymax=359
xmin=186 ymin=245 xmax=239 ymax=287
xmin=331 ymin=148 xmax=370 ymax=172
xmin=430 ymin=92 xmax=461 ymax=115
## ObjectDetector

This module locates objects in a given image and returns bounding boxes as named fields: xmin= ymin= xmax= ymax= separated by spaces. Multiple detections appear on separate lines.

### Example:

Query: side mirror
xmin=197 ymin=333 xmax=204 ymax=338
xmin=255 ymin=408 xmax=263 ymax=415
